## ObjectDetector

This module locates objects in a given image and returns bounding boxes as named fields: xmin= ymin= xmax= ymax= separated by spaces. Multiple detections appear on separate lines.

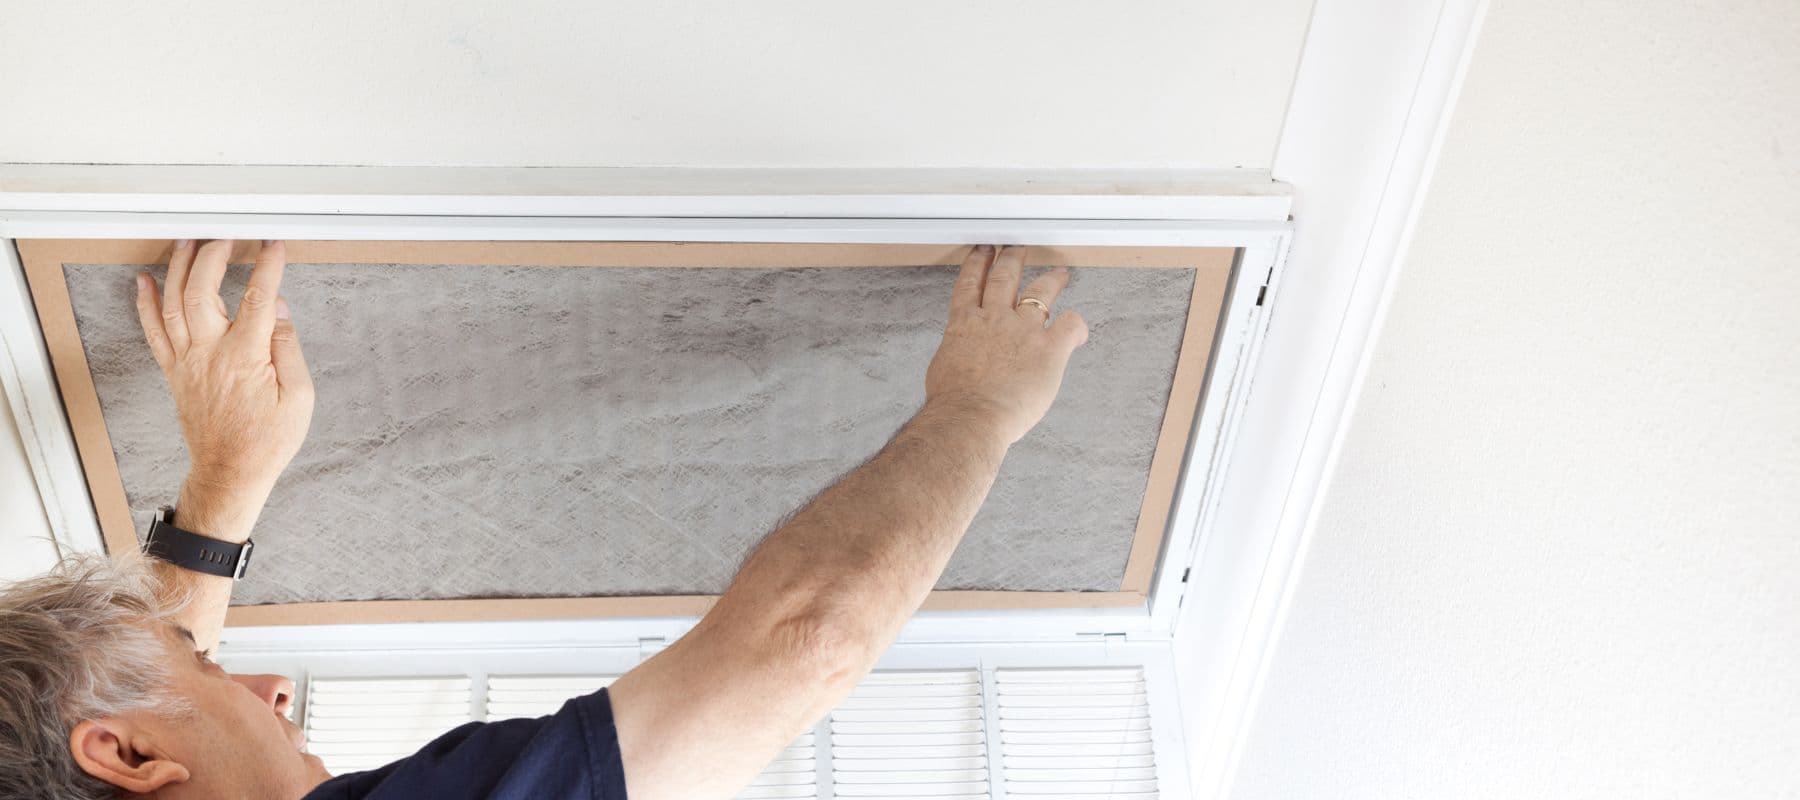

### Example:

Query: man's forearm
xmin=131 ymin=240 xmax=311 ymax=654
xmin=154 ymin=475 xmax=269 ymax=653
xmin=607 ymin=246 xmax=1086 ymax=800
xmin=610 ymin=400 xmax=1012 ymax=797
xmin=712 ymin=400 xmax=1011 ymax=670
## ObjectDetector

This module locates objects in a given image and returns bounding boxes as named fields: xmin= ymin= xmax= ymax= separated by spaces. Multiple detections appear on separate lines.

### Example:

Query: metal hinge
xmin=1076 ymin=631 xmax=1129 ymax=644
xmin=1254 ymin=264 xmax=1275 ymax=306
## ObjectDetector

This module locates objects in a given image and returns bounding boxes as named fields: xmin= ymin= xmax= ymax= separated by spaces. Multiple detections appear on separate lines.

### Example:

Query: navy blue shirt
xmin=303 ymin=688 xmax=627 ymax=800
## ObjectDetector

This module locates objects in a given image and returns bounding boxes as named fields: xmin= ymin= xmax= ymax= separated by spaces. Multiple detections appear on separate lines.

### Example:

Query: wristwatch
xmin=142 ymin=506 xmax=255 ymax=580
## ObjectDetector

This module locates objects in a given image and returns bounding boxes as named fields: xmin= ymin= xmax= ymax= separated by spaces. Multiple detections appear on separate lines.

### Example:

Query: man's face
xmin=101 ymin=623 xmax=331 ymax=796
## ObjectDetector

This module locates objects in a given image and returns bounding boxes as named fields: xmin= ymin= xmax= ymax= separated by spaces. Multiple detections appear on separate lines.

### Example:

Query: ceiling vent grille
xmin=829 ymin=669 xmax=990 ymax=799
xmin=302 ymin=676 xmax=474 ymax=776
xmin=995 ymin=668 xmax=1158 ymax=798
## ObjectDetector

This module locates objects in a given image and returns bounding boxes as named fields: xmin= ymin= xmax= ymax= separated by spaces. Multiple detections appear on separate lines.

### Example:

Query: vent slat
xmin=1001 ymin=794 xmax=1159 ymax=800
xmin=832 ymin=744 xmax=986 ymax=759
xmin=1000 ymin=729 xmax=1153 ymax=745
xmin=830 ymin=732 xmax=986 ymax=747
xmin=1002 ymin=742 xmax=1155 ymax=757
xmin=998 ymin=682 xmax=1146 ymax=697
xmin=833 ymin=707 xmax=984 ymax=722
xmin=997 ymin=668 xmax=1158 ymax=798
xmin=853 ymin=671 xmax=980 ymax=685
xmin=999 ymin=707 xmax=1150 ymax=721
xmin=834 ymin=768 xmax=988 ymax=784
xmin=833 ymin=719 xmax=986 ymax=735
xmin=832 ymin=782 xmax=990 ymax=797
xmin=998 ymin=717 xmax=1152 ymax=733
xmin=834 ymin=756 xmax=988 ymax=772
xmin=837 ymin=694 xmax=984 ymax=710
xmin=999 ymin=692 xmax=1150 ymax=708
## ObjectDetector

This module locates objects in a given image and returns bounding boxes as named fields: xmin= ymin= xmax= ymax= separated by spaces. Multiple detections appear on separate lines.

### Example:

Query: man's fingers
xmin=1015 ymin=267 xmax=1071 ymax=323
xmin=182 ymin=239 xmax=234 ymax=344
xmin=951 ymin=245 xmax=993 ymax=312
xmin=161 ymin=239 xmax=195 ymax=353
xmin=231 ymin=240 xmax=287 ymax=354
xmin=983 ymin=246 xmax=1026 ymax=309
xmin=1050 ymin=309 xmax=1090 ymax=350
xmin=269 ymin=299 xmax=314 ymax=400
xmin=134 ymin=272 xmax=175 ymax=370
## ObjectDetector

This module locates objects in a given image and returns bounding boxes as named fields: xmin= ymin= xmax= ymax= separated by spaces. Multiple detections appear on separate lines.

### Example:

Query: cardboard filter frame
xmin=19 ymin=239 xmax=1234 ymax=626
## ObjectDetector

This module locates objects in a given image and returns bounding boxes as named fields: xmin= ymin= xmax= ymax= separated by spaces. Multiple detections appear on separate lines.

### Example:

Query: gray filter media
xmin=64 ymin=261 xmax=1195 ymax=605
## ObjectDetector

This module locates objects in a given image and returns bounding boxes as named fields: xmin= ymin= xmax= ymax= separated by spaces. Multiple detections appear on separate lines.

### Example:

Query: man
xmin=0 ymin=238 xmax=1088 ymax=799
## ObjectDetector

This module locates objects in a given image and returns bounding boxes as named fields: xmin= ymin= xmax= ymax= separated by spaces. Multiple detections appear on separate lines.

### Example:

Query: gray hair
xmin=0 ymin=553 xmax=188 ymax=800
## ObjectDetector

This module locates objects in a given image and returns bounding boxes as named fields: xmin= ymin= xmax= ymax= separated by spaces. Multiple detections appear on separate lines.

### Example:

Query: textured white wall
xmin=1231 ymin=2 xmax=1800 ymax=798
xmin=0 ymin=381 xmax=58 ymax=582
xmin=0 ymin=0 xmax=1310 ymax=169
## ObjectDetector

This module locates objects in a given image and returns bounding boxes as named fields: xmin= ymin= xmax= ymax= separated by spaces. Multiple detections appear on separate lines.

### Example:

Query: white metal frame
xmin=0 ymin=237 xmax=105 ymax=556
xmin=0 ymin=0 xmax=1488 ymax=795
xmin=0 ymin=165 xmax=1293 ymax=222
xmin=0 ymin=193 xmax=1290 ymax=649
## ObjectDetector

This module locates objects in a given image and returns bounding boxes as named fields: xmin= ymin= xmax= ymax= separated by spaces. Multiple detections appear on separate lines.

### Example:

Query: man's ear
xmin=69 ymin=718 xmax=191 ymax=794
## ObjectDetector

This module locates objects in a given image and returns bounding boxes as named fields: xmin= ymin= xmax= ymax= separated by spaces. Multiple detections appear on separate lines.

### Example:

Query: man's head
xmin=0 ymin=555 xmax=328 ymax=799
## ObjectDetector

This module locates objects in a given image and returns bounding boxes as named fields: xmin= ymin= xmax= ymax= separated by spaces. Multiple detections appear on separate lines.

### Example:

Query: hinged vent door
xmin=302 ymin=676 xmax=474 ymax=775
xmin=829 ymin=669 xmax=990 ymax=798
xmin=995 ymin=668 xmax=1158 ymax=798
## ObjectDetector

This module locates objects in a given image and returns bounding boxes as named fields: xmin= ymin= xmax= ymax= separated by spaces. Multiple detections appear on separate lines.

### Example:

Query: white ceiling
xmin=0 ymin=0 xmax=1313 ymax=169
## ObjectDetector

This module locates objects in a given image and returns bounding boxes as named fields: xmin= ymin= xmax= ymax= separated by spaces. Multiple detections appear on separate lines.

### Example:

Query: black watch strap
xmin=143 ymin=506 xmax=254 ymax=580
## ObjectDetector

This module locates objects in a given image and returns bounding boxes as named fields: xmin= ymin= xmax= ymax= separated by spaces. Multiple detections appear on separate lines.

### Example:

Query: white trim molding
xmin=0 ymin=212 xmax=1289 ymax=249
xmin=1171 ymin=0 xmax=1491 ymax=797
xmin=0 ymin=165 xmax=1292 ymax=222
xmin=0 ymin=240 xmax=103 ymax=557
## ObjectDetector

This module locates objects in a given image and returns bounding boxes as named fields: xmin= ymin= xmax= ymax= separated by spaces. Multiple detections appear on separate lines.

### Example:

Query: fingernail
xmin=135 ymin=272 xmax=150 ymax=290
xmin=173 ymin=239 xmax=192 ymax=249
xmin=974 ymin=244 xmax=993 ymax=253
xmin=275 ymin=298 xmax=291 ymax=320
xmin=262 ymin=239 xmax=279 ymax=247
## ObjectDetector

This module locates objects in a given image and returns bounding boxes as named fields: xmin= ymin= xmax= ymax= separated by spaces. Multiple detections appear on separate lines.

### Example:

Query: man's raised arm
xmin=608 ymin=245 xmax=1088 ymax=800
xmin=133 ymin=239 xmax=314 ymax=653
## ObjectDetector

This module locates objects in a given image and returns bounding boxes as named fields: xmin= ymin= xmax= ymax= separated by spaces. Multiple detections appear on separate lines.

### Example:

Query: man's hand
xmin=925 ymin=245 xmax=1089 ymax=445
xmin=135 ymin=239 xmax=313 ymax=541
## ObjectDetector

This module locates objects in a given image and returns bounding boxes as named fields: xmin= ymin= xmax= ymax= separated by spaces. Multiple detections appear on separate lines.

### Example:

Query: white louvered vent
xmin=995 ymin=668 xmax=1157 ymax=799
xmin=829 ymin=669 xmax=989 ymax=799
xmin=485 ymin=674 xmax=618 ymax=720
xmin=303 ymin=676 xmax=474 ymax=776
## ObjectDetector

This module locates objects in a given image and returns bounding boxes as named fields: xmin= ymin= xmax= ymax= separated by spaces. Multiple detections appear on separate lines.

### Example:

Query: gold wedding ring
xmin=1016 ymin=297 xmax=1050 ymax=315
